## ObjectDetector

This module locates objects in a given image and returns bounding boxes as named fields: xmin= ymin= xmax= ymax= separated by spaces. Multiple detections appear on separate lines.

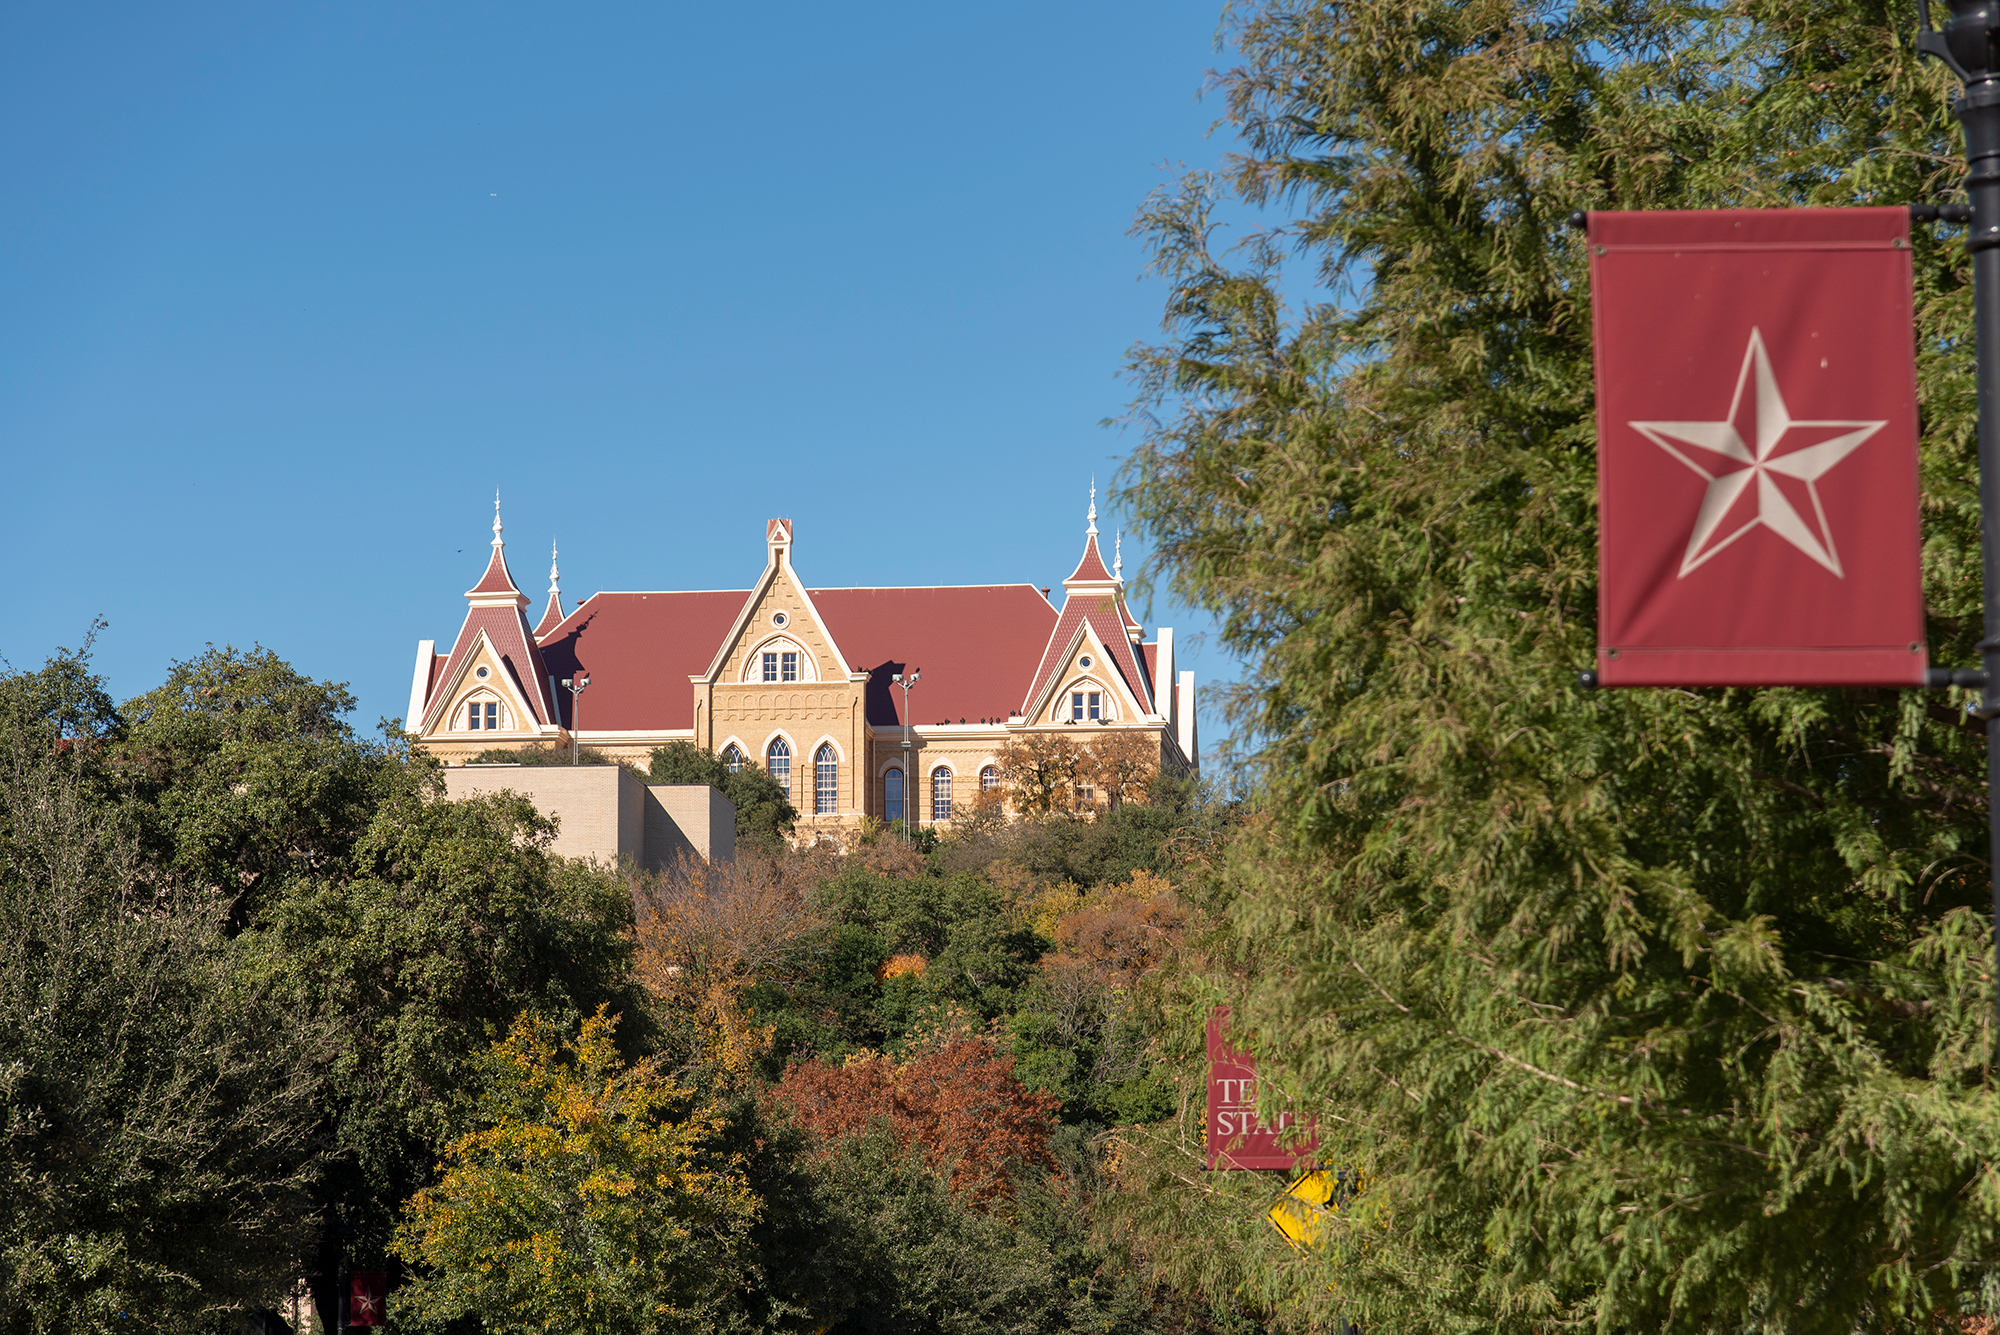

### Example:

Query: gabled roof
xmin=422 ymin=507 xmax=559 ymax=731
xmin=1021 ymin=591 xmax=1154 ymax=719
xmin=538 ymin=592 xmax=747 ymax=731
xmin=810 ymin=586 xmax=1056 ymax=726
xmin=531 ymin=584 xmax=1058 ymax=732
xmin=422 ymin=606 xmax=560 ymax=731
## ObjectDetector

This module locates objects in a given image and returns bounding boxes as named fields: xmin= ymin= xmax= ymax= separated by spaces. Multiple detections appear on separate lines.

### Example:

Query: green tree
xmin=0 ymin=650 xmax=325 ymax=1332
xmin=117 ymin=645 xmax=398 ymax=930
xmin=254 ymin=779 xmax=646 ymax=1309
xmin=393 ymin=1008 xmax=757 ymax=1335
xmin=1115 ymin=2 xmax=2000 ymax=1331
xmin=646 ymin=741 xmax=796 ymax=853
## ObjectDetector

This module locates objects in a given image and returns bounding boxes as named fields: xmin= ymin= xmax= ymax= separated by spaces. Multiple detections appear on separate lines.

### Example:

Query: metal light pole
xmin=1918 ymin=0 xmax=2000 ymax=1062
xmin=892 ymin=669 xmax=919 ymax=841
xmin=561 ymin=674 xmax=590 ymax=764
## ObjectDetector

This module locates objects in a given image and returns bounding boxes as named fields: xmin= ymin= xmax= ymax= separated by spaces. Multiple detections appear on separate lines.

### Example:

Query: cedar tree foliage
xmin=1112 ymin=1 xmax=2000 ymax=1332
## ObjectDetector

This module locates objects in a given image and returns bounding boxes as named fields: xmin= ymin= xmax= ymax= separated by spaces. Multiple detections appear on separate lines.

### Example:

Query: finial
xmin=1114 ymin=530 xmax=1123 ymax=580
xmin=548 ymin=539 xmax=560 ymax=595
xmin=1086 ymin=477 xmax=1099 ymax=538
xmin=491 ymin=491 xmax=504 ymax=548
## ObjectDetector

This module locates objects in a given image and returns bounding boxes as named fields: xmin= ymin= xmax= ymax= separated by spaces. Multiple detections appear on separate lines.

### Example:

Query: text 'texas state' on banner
xmin=1206 ymin=1006 xmax=1317 ymax=1171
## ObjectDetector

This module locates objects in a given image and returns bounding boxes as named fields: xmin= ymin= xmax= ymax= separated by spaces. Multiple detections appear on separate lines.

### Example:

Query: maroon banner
xmin=1206 ymin=1006 xmax=1316 ymax=1170
xmin=1587 ymin=208 xmax=1925 ymax=686
xmin=348 ymin=1271 xmax=387 ymax=1327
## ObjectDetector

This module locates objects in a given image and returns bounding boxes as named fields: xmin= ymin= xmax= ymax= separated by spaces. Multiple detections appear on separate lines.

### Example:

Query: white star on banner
xmin=1630 ymin=327 xmax=1885 ymax=579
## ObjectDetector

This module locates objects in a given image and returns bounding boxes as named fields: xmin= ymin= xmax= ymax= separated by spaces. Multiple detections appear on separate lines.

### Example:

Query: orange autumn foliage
xmin=633 ymin=851 xmax=826 ymax=1076
xmin=768 ymin=1037 xmax=1057 ymax=1204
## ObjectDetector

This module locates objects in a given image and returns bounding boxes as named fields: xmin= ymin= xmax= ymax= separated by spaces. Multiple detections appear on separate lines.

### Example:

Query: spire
xmin=1113 ymin=530 xmax=1123 ymax=581
xmin=1086 ymin=478 xmax=1099 ymax=538
xmin=467 ymin=496 xmax=529 ymax=606
xmin=1064 ymin=482 xmax=1115 ymax=586
xmin=534 ymin=538 xmax=565 ymax=638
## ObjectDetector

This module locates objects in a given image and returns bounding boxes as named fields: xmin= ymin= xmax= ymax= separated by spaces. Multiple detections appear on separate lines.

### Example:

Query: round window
xmin=475 ymin=666 xmax=489 ymax=680
xmin=772 ymin=611 xmax=790 ymax=628
xmin=1078 ymin=655 xmax=1093 ymax=669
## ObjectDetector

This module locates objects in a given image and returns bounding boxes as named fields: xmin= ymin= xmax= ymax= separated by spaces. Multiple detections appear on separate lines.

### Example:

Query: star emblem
xmin=1630 ymin=327 xmax=1885 ymax=578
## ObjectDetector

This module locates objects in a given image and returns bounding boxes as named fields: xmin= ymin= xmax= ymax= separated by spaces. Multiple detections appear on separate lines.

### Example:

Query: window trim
xmin=765 ymin=735 xmax=793 ymax=798
xmin=930 ymin=765 xmax=953 ymax=822
xmin=814 ymin=742 xmax=839 ymax=815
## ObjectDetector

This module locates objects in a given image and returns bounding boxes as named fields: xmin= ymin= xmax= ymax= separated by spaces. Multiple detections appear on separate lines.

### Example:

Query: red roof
xmin=467 ymin=542 xmax=523 ymax=598
xmin=527 ymin=584 xmax=1058 ymax=732
xmin=537 ymin=591 xmax=747 ymax=731
xmin=1067 ymin=534 xmax=1113 ymax=584
xmin=534 ymin=593 xmax=565 ymax=639
xmin=425 ymin=604 xmax=559 ymax=729
xmin=1023 ymin=592 xmax=1154 ymax=718
xmin=810 ymin=586 xmax=1056 ymax=726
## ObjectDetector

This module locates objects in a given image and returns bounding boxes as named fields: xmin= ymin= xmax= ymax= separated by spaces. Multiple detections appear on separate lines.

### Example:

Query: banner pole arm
xmin=1920 ymin=0 xmax=2000 ymax=1073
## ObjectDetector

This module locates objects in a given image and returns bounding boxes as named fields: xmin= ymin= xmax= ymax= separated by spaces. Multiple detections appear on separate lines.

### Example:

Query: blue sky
xmin=0 ymin=2 xmax=1251 ymax=763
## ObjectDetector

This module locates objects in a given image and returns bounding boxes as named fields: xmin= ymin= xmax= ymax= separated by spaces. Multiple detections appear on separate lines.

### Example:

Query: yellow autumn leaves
xmin=391 ymin=1008 xmax=756 ymax=1335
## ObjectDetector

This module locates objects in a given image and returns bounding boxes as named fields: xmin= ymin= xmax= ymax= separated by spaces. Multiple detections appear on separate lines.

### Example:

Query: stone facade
xmin=409 ymin=497 xmax=1197 ymax=833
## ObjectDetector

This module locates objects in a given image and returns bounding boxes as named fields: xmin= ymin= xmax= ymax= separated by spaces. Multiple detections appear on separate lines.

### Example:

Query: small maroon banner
xmin=348 ymin=1271 xmax=387 ymax=1327
xmin=1206 ymin=1006 xmax=1316 ymax=1170
xmin=1587 ymin=207 xmax=1925 ymax=686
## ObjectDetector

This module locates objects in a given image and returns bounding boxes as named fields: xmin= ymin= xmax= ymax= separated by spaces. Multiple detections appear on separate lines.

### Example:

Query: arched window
xmin=721 ymin=743 xmax=745 ymax=772
xmin=931 ymin=767 xmax=953 ymax=822
xmin=767 ymin=737 xmax=791 ymax=798
xmin=815 ymin=743 xmax=839 ymax=815
xmin=884 ymin=768 xmax=904 ymax=823
xmin=463 ymin=696 xmax=506 ymax=731
xmin=980 ymin=765 xmax=999 ymax=792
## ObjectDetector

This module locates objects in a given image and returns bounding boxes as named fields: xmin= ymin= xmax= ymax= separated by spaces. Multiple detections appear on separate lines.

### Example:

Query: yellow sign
xmin=1267 ymin=1168 xmax=1338 ymax=1247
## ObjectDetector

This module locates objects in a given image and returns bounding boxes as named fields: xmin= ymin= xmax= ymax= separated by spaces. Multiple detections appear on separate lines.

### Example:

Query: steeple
xmin=467 ymin=493 xmax=529 ymax=608
xmin=534 ymin=539 xmax=564 ymax=638
xmin=1113 ymin=530 xmax=1123 ymax=582
xmin=1063 ymin=482 xmax=1114 ymax=586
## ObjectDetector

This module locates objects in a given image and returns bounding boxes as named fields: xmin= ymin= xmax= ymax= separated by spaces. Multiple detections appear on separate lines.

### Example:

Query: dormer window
xmin=1067 ymin=688 xmax=1106 ymax=722
xmin=782 ymin=651 xmax=798 ymax=682
xmin=762 ymin=652 xmax=778 ymax=682
xmin=464 ymin=699 xmax=504 ymax=731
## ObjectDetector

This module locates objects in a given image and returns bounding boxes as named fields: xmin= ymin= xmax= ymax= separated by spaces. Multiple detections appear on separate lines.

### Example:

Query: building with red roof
xmin=407 ymin=492 xmax=1197 ymax=831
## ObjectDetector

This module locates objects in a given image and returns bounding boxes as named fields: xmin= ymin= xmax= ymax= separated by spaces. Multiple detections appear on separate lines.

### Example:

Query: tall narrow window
xmin=484 ymin=701 xmax=498 ymax=730
xmin=885 ymin=768 xmax=904 ymax=823
xmin=815 ymin=743 xmax=838 ymax=814
xmin=767 ymin=738 xmax=791 ymax=797
xmin=931 ymin=767 xmax=952 ymax=822
xmin=721 ymin=743 xmax=745 ymax=772
xmin=1088 ymin=692 xmax=1101 ymax=721
xmin=762 ymin=652 xmax=778 ymax=682
xmin=1071 ymin=692 xmax=1085 ymax=721
xmin=980 ymin=765 xmax=999 ymax=791
xmin=467 ymin=702 xmax=482 ymax=731
xmin=782 ymin=651 xmax=799 ymax=682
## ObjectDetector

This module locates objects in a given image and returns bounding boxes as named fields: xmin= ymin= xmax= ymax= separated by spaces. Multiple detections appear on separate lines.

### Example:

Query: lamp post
xmin=892 ymin=669 xmax=919 ymax=840
xmin=1918 ymin=0 xmax=2000 ymax=1060
xmin=560 ymin=674 xmax=590 ymax=764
